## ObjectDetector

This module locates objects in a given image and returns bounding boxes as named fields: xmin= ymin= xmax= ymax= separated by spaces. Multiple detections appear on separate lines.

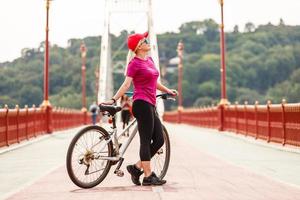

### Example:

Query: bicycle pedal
xmin=115 ymin=169 xmax=124 ymax=177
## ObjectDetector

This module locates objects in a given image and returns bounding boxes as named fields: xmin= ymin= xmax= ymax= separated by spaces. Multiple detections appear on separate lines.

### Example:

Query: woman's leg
xmin=125 ymin=110 xmax=130 ymax=125
xmin=150 ymin=113 xmax=164 ymax=157
xmin=121 ymin=111 xmax=126 ymax=129
xmin=132 ymin=100 xmax=154 ymax=177
xmin=135 ymin=112 xmax=164 ymax=170
xmin=92 ymin=114 xmax=97 ymax=125
xmin=124 ymin=111 xmax=130 ymax=136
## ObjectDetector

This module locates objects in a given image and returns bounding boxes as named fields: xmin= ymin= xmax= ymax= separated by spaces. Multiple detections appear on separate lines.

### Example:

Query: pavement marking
xmin=0 ymin=134 xmax=52 ymax=155
xmin=203 ymin=149 xmax=300 ymax=190
xmin=1 ymin=164 xmax=64 ymax=200
xmin=3 ymin=123 xmax=300 ymax=199
xmin=167 ymin=123 xmax=300 ymax=190
xmin=152 ymin=186 xmax=164 ymax=193
xmin=0 ymin=127 xmax=83 ymax=155
xmin=221 ymin=130 xmax=300 ymax=154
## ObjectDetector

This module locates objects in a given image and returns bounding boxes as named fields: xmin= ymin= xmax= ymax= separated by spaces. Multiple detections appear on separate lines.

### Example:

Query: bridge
xmin=1 ymin=0 xmax=300 ymax=199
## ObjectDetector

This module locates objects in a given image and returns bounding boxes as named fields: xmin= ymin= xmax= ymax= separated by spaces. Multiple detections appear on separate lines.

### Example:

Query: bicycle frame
xmin=94 ymin=93 xmax=175 ymax=162
xmin=94 ymin=117 xmax=138 ymax=162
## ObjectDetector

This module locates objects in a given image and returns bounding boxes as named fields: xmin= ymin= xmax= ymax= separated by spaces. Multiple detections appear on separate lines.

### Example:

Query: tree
xmin=19 ymin=85 xmax=43 ymax=107
xmin=244 ymin=22 xmax=255 ymax=32
xmin=2 ymin=19 xmax=300 ymax=108
xmin=279 ymin=18 xmax=285 ymax=26
xmin=233 ymin=25 xmax=239 ymax=33
xmin=179 ymin=19 xmax=219 ymax=41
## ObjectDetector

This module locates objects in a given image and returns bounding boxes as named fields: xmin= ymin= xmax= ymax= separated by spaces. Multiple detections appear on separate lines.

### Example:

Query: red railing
xmin=52 ymin=107 xmax=86 ymax=131
xmin=163 ymin=101 xmax=300 ymax=147
xmin=0 ymin=105 xmax=94 ymax=148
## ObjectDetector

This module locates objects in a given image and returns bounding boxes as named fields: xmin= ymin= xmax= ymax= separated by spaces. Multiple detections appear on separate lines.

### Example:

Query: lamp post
xmin=41 ymin=0 xmax=53 ymax=133
xmin=218 ymin=0 xmax=228 ymax=105
xmin=80 ymin=42 xmax=87 ymax=124
xmin=95 ymin=66 xmax=99 ymax=105
xmin=218 ymin=0 xmax=228 ymax=131
xmin=177 ymin=40 xmax=184 ymax=123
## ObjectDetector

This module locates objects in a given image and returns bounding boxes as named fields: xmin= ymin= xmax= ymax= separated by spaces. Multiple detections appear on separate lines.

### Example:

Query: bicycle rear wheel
xmin=151 ymin=125 xmax=170 ymax=179
xmin=66 ymin=125 xmax=113 ymax=188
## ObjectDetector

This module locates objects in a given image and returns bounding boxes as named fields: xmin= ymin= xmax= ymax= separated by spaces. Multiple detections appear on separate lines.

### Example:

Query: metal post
xmin=95 ymin=66 xmax=100 ymax=105
xmin=41 ymin=0 xmax=53 ymax=133
xmin=218 ymin=0 xmax=228 ymax=104
xmin=4 ymin=105 xmax=9 ymax=146
xmin=255 ymin=101 xmax=259 ymax=139
xmin=218 ymin=0 xmax=228 ymax=131
xmin=16 ymin=105 xmax=20 ymax=143
xmin=281 ymin=99 xmax=286 ymax=145
xmin=33 ymin=104 xmax=36 ymax=137
xmin=80 ymin=42 xmax=87 ymax=124
xmin=244 ymin=101 xmax=248 ymax=136
xmin=25 ymin=105 xmax=29 ymax=140
xmin=235 ymin=101 xmax=238 ymax=133
xmin=43 ymin=0 xmax=50 ymax=103
xmin=267 ymin=100 xmax=271 ymax=143
xmin=80 ymin=42 xmax=87 ymax=109
xmin=177 ymin=41 xmax=184 ymax=123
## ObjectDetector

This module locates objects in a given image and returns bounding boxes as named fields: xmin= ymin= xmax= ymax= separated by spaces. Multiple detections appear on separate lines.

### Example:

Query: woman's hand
xmin=157 ymin=82 xmax=178 ymax=96
xmin=100 ymin=99 xmax=115 ymax=105
xmin=166 ymin=89 xmax=178 ymax=96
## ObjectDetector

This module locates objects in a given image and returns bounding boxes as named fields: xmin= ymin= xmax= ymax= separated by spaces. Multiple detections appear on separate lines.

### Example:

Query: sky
xmin=0 ymin=0 xmax=300 ymax=62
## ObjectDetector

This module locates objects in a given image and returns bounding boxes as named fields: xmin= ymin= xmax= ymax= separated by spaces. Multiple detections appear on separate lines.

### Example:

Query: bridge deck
xmin=1 ymin=123 xmax=300 ymax=200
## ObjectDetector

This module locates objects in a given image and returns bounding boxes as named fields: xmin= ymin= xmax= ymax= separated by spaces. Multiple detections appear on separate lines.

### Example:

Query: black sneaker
xmin=126 ymin=165 xmax=143 ymax=185
xmin=142 ymin=172 xmax=167 ymax=186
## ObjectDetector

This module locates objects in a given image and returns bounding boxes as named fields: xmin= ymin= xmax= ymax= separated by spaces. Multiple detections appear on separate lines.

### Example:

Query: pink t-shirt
xmin=126 ymin=56 xmax=159 ymax=106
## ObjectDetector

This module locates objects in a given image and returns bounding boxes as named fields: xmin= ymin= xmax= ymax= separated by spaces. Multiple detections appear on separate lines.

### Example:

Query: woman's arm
xmin=102 ymin=76 xmax=132 ymax=104
xmin=157 ymin=82 xmax=177 ymax=96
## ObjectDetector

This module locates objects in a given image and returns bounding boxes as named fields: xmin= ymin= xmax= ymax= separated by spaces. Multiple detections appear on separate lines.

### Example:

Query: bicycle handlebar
xmin=99 ymin=92 xmax=176 ymax=117
xmin=156 ymin=93 xmax=177 ymax=101
xmin=124 ymin=92 xmax=176 ymax=101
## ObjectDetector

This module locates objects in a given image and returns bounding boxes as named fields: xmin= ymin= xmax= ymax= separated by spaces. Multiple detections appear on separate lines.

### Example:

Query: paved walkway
xmin=1 ymin=123 xmax=300 ymax=200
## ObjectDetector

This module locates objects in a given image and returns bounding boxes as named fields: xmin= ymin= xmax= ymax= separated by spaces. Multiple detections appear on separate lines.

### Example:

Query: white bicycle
xmin=66 ymin=93 xmax=175 ymax=188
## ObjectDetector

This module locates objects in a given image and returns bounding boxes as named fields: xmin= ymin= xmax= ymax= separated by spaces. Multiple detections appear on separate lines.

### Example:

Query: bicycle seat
xmin=99 ymin=104 xmax=122 ymax=116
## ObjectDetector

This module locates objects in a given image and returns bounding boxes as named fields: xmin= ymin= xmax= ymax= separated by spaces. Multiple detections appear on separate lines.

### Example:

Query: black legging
xmin=121 ymin=110 xmax=131 ymax=129
xmin=132 ymin=100 xmax=164 ymax=161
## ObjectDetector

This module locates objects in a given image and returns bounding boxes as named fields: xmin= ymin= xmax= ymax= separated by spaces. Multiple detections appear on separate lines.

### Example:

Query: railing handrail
xmin=0 ymin=105 xmax=91 ymax=148
xmin=164 ymin=102 xmax=300 ymax=147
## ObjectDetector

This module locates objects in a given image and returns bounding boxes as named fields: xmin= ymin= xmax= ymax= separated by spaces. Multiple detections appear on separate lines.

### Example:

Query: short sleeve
xmin=126 ymin=60 xmax=137 ymax=78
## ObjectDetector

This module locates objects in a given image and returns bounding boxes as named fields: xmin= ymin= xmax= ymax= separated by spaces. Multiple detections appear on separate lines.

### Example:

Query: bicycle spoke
xmin=67 ymin=126 xmax=113 ymax=188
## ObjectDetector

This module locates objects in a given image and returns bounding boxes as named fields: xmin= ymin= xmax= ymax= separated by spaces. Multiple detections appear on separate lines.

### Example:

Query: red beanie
xmin=127 ymin=32 xmax=149 ymax=52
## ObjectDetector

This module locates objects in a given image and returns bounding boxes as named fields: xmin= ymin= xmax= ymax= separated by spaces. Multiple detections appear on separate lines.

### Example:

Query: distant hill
xmin=1 ymin=19 xmax=300 ymax=109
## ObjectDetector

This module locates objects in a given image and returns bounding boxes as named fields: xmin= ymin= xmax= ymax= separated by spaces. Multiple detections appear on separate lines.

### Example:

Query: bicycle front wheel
xmin=66 ymin=125 xmax=113 ymax=188
xmin=151 ymin=124 xmax=171 ymax=179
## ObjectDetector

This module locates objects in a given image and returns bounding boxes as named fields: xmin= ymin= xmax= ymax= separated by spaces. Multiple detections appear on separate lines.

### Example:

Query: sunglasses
xmin=141 ymin=38 xmax=149 ymax=45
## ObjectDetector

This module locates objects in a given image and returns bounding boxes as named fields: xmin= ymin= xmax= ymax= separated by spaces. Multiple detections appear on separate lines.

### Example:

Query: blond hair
xmin=124 ymin=50 xmax=136 ymax=76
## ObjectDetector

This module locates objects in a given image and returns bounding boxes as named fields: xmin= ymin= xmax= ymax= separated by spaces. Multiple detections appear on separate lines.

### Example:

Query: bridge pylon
xmin=98 ymin=0 xmax=164 ymax=116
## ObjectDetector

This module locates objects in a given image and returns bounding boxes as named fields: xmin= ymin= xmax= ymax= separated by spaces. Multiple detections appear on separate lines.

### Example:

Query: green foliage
xmin=1 ymin=19 xmax=300 ymax=109
xmin=266 ymin=68 xmax=300 ymax=103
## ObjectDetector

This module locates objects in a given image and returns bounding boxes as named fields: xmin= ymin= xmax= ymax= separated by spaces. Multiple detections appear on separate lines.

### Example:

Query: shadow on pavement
xmin=70 ymin=182 xmax=179 ymax=193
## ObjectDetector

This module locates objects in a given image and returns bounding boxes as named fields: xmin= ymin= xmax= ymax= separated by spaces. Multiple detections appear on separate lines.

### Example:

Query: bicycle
xmin=66 ymin=93 xmax=176 ymax=188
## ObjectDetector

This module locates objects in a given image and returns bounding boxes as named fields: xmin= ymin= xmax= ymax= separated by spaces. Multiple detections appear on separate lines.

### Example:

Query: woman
xmin=89 ymin=101 xmax=99 ymax=125
xmin=101 ymin=32 xmax=177 ymax=186
xmin=120 ymin=95 xmax=132 ymax=136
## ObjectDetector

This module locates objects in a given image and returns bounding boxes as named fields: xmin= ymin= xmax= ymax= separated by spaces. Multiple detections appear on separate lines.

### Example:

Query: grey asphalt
xmin=0 ymin=127 xmax=82 ymax=200
xmin=1 ymin=123 xmax=300 ymax=200
xmin=168 ymin=123 xmax=300 ymax=187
